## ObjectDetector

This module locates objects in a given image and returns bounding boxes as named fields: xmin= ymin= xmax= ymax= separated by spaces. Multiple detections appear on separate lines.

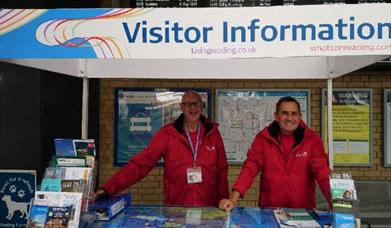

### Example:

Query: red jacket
xmin=233 ymin=121 xmax=331 ymax=209
xmin=100 ymin=114 xmax=229 ymax=206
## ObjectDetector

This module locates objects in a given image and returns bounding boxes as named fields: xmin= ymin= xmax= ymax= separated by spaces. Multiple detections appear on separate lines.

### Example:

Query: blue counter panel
xmin=88 ymin=205 xmax=332 ymax=227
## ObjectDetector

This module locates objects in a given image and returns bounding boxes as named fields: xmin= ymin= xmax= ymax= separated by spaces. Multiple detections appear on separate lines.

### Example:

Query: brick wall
xmin=98 ymin=71 xmax=391 ymax=206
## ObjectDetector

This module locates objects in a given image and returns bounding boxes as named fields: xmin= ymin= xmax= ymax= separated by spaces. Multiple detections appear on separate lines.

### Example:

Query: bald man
xmin=95 ymin=91 xmax=229 ymax=206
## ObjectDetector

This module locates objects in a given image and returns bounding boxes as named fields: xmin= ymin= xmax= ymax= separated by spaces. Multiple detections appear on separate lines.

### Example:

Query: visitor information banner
xmin=1 ymin=4 xmax=390 ymax=59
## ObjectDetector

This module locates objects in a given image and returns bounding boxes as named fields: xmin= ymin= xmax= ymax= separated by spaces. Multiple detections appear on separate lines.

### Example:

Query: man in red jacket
xmin=95 ymin=90 xmax=229 ymax=206
xmin=219 ymin=96 xmax=331 ymax=211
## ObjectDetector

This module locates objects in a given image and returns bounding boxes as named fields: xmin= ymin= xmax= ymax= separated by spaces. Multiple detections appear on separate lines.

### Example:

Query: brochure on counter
xmin=273 ymin=208 xmax=321 ymax=228
xmin=90 ymin=193 xmax=132 ymax=221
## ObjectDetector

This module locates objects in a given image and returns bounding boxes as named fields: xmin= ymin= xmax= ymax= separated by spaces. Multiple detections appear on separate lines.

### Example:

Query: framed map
xmin=321 ymin=88 xmax=372 ymax=166
xmin=114 ymin=88 xmax=211 ymax=166
xmin=216 ymin=89 xmax=310 ymax=164
xmin=384 ymin=89 xmax=391 ymax=167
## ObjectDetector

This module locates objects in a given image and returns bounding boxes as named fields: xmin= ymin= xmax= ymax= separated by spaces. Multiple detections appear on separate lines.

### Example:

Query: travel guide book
xmin=34 ymin=191 xmax=83 ymax=228
xmin=27 ymin=205 xmax=72 ymax=228
xmin=330 ymin=174 xmax=358 ymax=212
xmin=54 ymin=138 xmax=96 ymax=157
xmin=54 ymin=139 xmax=76 ymax=156
xmin=27 ymin=205 xmax=49 ymax=228
xmin=73 ymin=139 xmax=96 ymax=156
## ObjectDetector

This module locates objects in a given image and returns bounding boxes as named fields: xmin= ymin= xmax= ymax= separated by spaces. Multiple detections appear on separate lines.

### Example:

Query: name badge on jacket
xmin=187 ymin=167 xmax=202 ymax=184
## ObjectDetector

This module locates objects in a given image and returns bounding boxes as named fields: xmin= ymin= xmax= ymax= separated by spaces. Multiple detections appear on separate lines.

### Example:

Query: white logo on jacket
xmin=206 ymin=145 xmax=216 ymax=151
xmin=295 ymin=151 xmax=308 ymax=157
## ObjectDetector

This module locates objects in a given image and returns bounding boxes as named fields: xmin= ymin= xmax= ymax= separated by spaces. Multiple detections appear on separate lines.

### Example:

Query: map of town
xmin=217 ymin=90 xmax=309 ymax=163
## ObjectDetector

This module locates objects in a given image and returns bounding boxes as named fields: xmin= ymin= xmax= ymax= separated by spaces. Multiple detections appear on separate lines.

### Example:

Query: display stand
xmin=330 ymin=172 xmax=360 ymax=227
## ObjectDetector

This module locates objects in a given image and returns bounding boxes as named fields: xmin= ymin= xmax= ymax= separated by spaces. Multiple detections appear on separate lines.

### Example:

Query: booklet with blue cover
xmin=27 ymin=205 xmax=49 ymax=227
xmin=54 ymin=139 xmax=76 ymax=156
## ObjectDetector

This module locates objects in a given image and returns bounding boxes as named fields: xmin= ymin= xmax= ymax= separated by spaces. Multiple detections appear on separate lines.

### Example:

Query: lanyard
xmin=185 ymin=124 xmax=201 ymax=165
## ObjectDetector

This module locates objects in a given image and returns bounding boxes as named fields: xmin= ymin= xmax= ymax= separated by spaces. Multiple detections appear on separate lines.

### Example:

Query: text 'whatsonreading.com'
xmin=310 ymin=44 xmax=391 ymax=53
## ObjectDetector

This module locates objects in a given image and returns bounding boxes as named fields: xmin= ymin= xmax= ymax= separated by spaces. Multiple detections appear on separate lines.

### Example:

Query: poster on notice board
xmin=322 ymin=88 xmax=372 ymax=166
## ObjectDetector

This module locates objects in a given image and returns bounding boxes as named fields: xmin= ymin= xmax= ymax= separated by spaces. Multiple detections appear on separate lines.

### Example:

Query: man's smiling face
xmin=274 ymin=101 xmax=302 ymax=135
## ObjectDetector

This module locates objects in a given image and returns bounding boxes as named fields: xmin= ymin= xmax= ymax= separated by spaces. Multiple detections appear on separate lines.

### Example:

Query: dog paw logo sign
xmin=0 ymin=170 xmax=36 ymax=226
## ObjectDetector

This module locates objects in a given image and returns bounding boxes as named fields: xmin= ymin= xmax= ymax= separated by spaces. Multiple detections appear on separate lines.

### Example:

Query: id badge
xmin=187 ymin=167 xmax=202 ymax=184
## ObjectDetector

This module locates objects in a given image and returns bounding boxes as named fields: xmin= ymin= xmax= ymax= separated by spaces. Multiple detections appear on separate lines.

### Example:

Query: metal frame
xmin=384 ymin=89 xmax=391 ymax=167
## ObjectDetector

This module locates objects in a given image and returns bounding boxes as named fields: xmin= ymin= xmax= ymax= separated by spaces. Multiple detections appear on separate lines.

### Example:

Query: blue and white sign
xmin=0 ymin=170 xmax=36 ymax=227
xmin=1 ymin=4 xmax=390 ymax=59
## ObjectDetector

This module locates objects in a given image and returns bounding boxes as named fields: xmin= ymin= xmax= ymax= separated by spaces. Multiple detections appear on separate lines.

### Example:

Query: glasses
xmin=181 ymin=101 xmax=203 ymax=109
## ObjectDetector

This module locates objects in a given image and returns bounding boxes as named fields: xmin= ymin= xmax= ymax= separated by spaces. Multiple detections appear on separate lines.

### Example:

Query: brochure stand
xmin=330 ymin=172 xmax=360 ymax=228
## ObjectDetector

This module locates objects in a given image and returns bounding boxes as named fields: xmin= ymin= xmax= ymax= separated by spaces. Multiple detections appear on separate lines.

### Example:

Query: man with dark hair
xmin=95 ymin=90 xmax=229 ymax=206
xmin=219 ymin=96 xmax=331 ymax=211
